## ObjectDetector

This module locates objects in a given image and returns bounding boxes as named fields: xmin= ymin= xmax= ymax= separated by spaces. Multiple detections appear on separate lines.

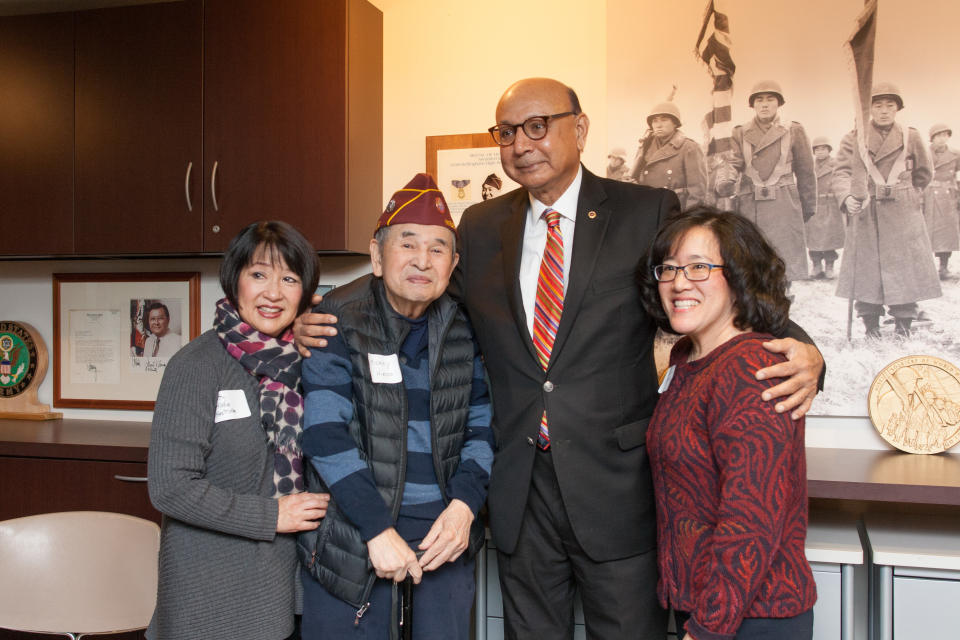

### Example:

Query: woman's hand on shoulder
xmin=276 ymin=492 xmax=330 ymax=533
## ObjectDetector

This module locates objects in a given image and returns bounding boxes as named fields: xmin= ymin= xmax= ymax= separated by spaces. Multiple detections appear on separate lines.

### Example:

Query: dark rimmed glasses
xmin=488 ymin=112 xmax=577 ymax=146
xmin=653 ymin=262 xmax=725 ymax=282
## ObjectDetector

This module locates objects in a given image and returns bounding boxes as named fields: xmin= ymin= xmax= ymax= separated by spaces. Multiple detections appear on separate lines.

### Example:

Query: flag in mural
xmin=695 ymin=0 xmax=735 ymax=156
xmin=843 ymin=0 xmax=878 ymax=202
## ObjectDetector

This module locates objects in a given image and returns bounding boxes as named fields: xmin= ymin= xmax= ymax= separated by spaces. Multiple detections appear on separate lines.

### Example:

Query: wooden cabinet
xmin=1 ymin=0 xmax=382 ymax=258
xmin=74 ymin=0 xmax=203 ymax=255
xmin=0 ymin=419 xmax=158 ymax=524
xmin=202 ymin=0 xmax=382 ymax=253
xmin=0 ymin=12 xmax=74 ymax=256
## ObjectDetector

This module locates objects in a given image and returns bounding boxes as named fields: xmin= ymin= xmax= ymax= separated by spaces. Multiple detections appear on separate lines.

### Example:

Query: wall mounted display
xmin=53 ymin=272 xmax=200 ymax=410
xmin=607 ymin=0 xmax=960 ymax=417
xmin=426 ymin=133 xmax=519 ymax=225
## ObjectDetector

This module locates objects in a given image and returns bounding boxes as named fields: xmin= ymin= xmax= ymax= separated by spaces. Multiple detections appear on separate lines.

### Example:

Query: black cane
xmin=399 ymin=575 xmax=414 ymax=640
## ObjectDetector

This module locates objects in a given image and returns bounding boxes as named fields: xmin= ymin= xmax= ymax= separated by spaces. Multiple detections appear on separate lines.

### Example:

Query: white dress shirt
xmin=143 ymin=332 xmax=182 ymax=359
xmin=518 ymin=166 xmax=583 ymax=335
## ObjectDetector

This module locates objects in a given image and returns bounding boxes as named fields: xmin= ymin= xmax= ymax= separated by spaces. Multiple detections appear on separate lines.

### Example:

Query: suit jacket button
xmin=526 ymin=436 xmax=535 ymax=446
xmin=543 ymin=381 xmax=554 ymax=392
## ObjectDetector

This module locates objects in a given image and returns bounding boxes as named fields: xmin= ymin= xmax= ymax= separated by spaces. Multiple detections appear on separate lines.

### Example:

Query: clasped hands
xmin=366 ymin=499 xmax=474 ymax=584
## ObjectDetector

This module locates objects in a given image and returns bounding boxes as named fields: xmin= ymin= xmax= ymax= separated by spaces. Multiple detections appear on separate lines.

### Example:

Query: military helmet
xmin=811 ymin=136 xmax=832 ymax=151
xmin=870 ymin=82 xmax=904 ymax=110
xmin=748 ymin=80 xmax=785 ymax=107
xmin=646 ymin=102 xmax=682 ymax=128
xmin=929 ymin=123 xmax=952 ymax=140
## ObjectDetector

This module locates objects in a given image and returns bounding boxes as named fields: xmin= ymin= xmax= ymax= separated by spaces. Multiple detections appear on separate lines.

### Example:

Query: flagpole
xmin=843 ymin=0 xmax=877 ymax=341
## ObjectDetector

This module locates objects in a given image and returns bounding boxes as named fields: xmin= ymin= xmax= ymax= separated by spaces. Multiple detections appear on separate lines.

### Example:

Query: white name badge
xmin=215 ymin=389 xmax=252 ymax=422
xmin=368 ymin=353 xmax=402 ymax=384
xmin=658 ymin=365 xmax=676 ymax=394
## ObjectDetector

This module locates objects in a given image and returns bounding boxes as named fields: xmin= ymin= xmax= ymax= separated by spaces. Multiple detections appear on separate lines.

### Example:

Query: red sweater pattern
xmin=647 ymin=333 xmax=816 ymax=640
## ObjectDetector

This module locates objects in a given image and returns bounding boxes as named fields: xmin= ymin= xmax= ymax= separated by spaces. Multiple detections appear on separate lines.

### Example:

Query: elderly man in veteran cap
xmin=297 ymin=173 xmax=494 ymax=639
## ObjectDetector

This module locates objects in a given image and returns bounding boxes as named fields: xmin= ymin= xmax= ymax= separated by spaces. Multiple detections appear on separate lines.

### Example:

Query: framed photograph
xmin=426 ymin=133 xmax=519 ymax=225
xmin=53 ymin=272 xmax=201 ymax=410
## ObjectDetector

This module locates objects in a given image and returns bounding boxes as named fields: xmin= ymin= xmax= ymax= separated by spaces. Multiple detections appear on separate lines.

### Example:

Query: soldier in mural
xmin=715 ymin=81 xmax=816 ymax=284
xmin=630 ymin=102 xmax=707 ymax=209
xmin=606 ymin=147 xmax=631 ymax=181
xmin=834 ymin=82 xmax=940 ymax=338
xmin=806 ymin=137 xmax=845 ymax=279
xmin=923 ymin=123 xmax=960 ymax=279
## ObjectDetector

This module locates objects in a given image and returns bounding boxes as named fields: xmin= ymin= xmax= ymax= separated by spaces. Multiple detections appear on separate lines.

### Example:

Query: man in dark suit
xmin=295 ymin=77 xmax=823 ymax=639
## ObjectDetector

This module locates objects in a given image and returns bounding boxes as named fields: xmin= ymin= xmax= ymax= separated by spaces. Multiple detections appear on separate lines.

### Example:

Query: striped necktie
xmin=532 ymin=208 xmax=564 ymax=449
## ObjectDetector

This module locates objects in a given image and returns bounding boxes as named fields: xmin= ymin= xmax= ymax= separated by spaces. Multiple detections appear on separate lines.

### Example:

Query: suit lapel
xmin=548 ymin=169 xmax=609 ymax=367
xmin=499 ymin=190 xmax=538 ymax=362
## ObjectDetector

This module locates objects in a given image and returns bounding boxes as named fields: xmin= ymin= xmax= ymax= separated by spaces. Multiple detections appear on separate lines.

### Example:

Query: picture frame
xmin=425 ymin=133 xmax=518 ymax=224
xmin=53 ymin=272 xmax=201 ymax=410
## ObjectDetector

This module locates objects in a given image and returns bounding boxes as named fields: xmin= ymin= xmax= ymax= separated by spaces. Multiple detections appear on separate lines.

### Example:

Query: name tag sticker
xmin=368 ymin=353 xmax=402 ymax=384
xmin=215 ymin=389 xmax=252 ymax=422
xmin=658 ymin=365 xmax=676 ymax=394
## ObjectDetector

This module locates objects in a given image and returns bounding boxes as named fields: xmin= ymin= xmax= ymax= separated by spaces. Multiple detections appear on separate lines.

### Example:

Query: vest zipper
xmin=354 ymin=601 xmax=371 ymax=625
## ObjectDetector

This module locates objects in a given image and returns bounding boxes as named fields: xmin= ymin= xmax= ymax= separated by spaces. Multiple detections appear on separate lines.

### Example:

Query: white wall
xmin=372 ymin=0 xmax=609 ymax=198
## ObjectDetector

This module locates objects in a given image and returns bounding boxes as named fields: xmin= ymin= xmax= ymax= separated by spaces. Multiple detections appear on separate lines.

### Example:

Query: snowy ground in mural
xmin=791 ymin=251 xmax=960 ymax=416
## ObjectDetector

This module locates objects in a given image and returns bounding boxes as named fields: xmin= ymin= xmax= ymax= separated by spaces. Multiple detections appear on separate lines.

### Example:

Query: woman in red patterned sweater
xmin=639 ymin=207 xmax=816 ymax=640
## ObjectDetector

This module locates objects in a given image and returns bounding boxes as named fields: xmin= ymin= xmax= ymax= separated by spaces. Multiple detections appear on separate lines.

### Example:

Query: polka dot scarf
xmin=214 ymin=297 xmax=304 ymax=497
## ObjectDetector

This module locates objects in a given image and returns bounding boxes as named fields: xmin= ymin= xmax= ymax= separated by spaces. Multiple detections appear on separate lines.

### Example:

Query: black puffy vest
xmin=298 ymin=274 xmax=485 ymax=609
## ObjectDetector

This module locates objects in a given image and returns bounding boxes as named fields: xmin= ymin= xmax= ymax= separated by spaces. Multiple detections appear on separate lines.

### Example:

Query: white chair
xmin=0 ymin=511 xmax=160 ymax=639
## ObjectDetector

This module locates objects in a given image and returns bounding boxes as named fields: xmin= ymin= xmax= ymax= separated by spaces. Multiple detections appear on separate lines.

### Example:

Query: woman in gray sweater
xmin=148 ymin=221 xmax=329 ymax=640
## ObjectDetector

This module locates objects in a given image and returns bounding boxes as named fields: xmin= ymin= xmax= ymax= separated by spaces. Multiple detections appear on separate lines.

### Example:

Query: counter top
xmin=807 ymin=447 xmax=960 ymax=506
xmin=2 ymin=422 xmax=959 ymax=505
xmin=0 ymin=418 xmax=151 ymax=462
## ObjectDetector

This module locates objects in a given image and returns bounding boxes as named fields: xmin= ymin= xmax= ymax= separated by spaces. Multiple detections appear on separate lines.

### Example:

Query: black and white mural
xmin=605 ymin=0 xmax=960 ymax=416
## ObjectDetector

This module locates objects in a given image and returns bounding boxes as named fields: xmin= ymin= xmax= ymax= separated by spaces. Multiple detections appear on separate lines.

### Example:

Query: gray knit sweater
xmin=147 ymin=330 xmax=297 ymax=640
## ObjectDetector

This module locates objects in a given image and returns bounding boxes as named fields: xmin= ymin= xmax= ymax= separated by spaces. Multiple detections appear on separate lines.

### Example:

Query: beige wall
xmin=371 ymin=0 xmax=609 ymax=199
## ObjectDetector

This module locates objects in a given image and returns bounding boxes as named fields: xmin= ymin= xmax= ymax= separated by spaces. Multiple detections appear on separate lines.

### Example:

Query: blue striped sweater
xmin=302 ymin=311 xmax=494 ymax=542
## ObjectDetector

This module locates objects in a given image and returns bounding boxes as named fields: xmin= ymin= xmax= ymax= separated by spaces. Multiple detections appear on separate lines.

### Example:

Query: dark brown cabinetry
xmin=0 ymin=0 xmax=382 ymax=258
xmin=0 ymin=419 xmax=158 ymax=524
xmin=0 ymin=13 xmax=75 ymax=256
xmin=74 ymin=0 xmax=203 ymax=255
xmin=203 ymin=0 xmax=382 ymax=252
xmin=0 ymin=423 xmax=153 ymax=640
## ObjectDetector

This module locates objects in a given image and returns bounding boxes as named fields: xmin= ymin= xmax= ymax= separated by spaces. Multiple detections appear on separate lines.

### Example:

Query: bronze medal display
xmin=0 ymin=321 xmax=61 ymax=420
xmin=868 ymin=355 xmax=960 ymax=454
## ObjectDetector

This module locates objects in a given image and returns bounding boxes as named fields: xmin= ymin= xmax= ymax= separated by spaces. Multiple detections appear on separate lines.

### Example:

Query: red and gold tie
xmin=532 ymin=208 xmax=564 ymax=449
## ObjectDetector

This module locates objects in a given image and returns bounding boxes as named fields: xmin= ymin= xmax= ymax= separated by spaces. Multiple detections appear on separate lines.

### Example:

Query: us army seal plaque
xmin=0 ymin=321 xmax=61 ymax=420
xmin=868 ymin=355 xmax=960 ymax=454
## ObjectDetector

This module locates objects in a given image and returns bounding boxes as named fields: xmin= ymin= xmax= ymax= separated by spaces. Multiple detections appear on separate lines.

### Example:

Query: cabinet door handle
xmin=114 ymin=475 xmax=148 ymax=483
xmin=211 ymin=160 xmax=220 ymax=212
xmin=184 ymin=161 xmax=193 ymax=212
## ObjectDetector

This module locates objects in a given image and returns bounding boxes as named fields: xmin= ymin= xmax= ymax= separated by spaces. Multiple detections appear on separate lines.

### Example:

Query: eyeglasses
xmin=653 ymin=262 xmax=724 ymax=282
xmin=488 ymin=112 xmax=577 ymax=146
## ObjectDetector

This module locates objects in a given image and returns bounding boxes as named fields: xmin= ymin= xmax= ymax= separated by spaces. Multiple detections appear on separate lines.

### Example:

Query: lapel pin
xmin=587 ymin=210 xmax=597 ymax=220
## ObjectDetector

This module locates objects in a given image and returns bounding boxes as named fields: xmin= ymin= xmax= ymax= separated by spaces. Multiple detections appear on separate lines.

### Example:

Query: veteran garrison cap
xmin=376 ymin=173 xmax=457 ymax=237
xmin=482 ymin=173 xmax=503 ymax=190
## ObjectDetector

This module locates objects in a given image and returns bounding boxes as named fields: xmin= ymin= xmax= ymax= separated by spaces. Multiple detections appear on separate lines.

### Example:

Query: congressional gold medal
xmin=868 ymin=355 xmax=960 ymax=454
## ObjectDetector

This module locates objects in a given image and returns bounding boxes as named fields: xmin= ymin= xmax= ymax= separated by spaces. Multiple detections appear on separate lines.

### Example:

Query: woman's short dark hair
xmin=219 ymin=221 xmax=320 ymax=315
xmin=639 ymin=206 xmax=790 ymax=336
